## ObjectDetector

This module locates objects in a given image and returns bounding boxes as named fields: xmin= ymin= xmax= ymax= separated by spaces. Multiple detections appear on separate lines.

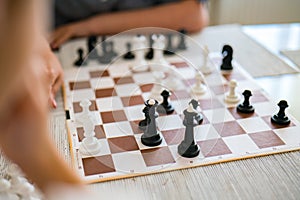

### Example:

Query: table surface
xmin=51 ymin=24 xmax=300 ymax=200
xmin=243 ymin=24 xmax=300 ymax=121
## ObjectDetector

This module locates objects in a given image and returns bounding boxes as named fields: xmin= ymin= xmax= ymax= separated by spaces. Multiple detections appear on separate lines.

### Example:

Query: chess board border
xmin=61 ymin=54 xmax=300 ymax=184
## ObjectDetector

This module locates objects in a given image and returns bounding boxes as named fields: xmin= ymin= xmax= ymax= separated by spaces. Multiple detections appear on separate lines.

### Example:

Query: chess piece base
xmin=220 ymin=64 xmax=233 ymax=71
xmin=271 ymin=115 xmax=291 ymax=125
xmin=221 ymin=69 xmax=233 ymax=75
xmin=200 ymin=65 xmax=214 ymax=75
xmin=79 ymin=138 xmax=101 ymax=155
xmin=178 ymin=141 xmax=200 ymax=158
xmin=237 ymin=104 xmax=255 ymax=113
xmin=141 ymin=132 xmax=162 ymax=147
xmin=164 ymin=49 xmax=175 ymax=55
xmin=225 ymin=93 xmax=241 ymax=103
xmin=123 ymin=52 xmax=135 ymax=60
xmin=145 ymin=48 xmax=154 ymax=60
xmin=191 ymin=85 xmax=207 ymax=96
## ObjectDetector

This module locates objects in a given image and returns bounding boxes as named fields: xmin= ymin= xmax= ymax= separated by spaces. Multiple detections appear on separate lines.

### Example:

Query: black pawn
xmin=164 ymin=33 xmax=176 ymax=55
xmin=74 ymin=48 xmax=85 ymax=67
xmin=177 ymin=29 xmax=187 ymax=50
xmin=237 ymin=90 xmax=255 ymax=113
xmin=141 ymin=99 xmax=162 ymax=146
xmin=145 ymin=35 xmax=154 ymax=60
xmin=271 ymin=100 xmax=290 ymax=125
xmin=178 ymin=105 xmax=200 ymax=158
xmin=220 ymin=45 xmax=233 ymax=71
xmin=157 ymin=90 xmax=175 ymax=114
xmin=123 ymin=42 xmax=135 ymax=60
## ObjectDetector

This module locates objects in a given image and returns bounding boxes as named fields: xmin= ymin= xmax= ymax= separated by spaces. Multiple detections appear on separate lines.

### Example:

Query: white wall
xmin=209 ymin=0 xmax=300 ymax=25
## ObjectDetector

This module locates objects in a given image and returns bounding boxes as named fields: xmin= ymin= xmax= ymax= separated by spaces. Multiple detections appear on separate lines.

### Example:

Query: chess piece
xmin=225 ymin=79 xmax=240 ymax=103
xmin=189 ymin=99 xmax=203 ymax=124
xmin=74 ymin=48 xmax=85 ymax=67
xmin=108 ymin=41 xmax=118 ymax=58
xmin=123 ymin=42 xmax=135 ymax=60
xmin=87 ymin=35 xmax=99 ymax=59
xmin=220 ymin=45 xmax=233 ymax=71
xmin=157 ymin=90 xmax=175 ymax=114
xmin=237 ymin=90 xmax=255 ymax=113
xmin=177 ymin=29 xmax=187 ymax=50
xmin=191 ymin=71 xmax=207 ymax=95
xmin=149 ymin=71 xmax=165 ymax=101
xmin=200 ymin=45 xmax=213 ymax=74
xmin=145 ymin=35 xmax=154 ymax=60
xmin=139 ymin=104 xmax=151 ymax=131
xmin=77 ymin=99 xmax=101 ymax=155
xmin=99 ymin=39 xmax=118 ymax=64
xmin=130 ymin=35 xmax=148 ymax=72
xmin=141 ymin=99 xmax=162 ymax=146
xmin=271 ymin=100 xmax=290 ymax=125
xmin=150 ymin=34 xmax=170 ymax=71
xmin=178 ymin=100 xmax=201 ymax=158
xmin=164 ymin=33 xmax=176 ymax=55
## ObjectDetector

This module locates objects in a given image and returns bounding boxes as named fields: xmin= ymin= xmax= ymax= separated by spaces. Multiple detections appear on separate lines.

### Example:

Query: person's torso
xmin=54 ymin=0 xmax=179 ymax=27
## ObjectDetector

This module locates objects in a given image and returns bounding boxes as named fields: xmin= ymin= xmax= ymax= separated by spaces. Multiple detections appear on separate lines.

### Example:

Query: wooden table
xmin=244 ymin=24 xmax=300 ymax=121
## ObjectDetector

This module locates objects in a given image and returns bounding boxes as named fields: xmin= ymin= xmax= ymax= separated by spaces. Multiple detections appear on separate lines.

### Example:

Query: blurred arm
xmin=50 ymin=0 xmax=209 ymax=48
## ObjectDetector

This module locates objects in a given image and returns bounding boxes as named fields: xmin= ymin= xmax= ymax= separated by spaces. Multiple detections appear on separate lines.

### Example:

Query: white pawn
xmin=225 ymin=80 xmax=241 ymax=103
xmin=149 ymin=71 xmax=165 ymax=101
xmin=191 ymin=71 xmax=207 ymax=95
xmin=200 ymin=45 xmax=213 ymax=74
xmin=130 ymin=35 xmax=148 ymax=72
xmin=77 ymin=99 xmax=101 ymax=156
xmin=150 ymin=34 xmax=170 ymax=71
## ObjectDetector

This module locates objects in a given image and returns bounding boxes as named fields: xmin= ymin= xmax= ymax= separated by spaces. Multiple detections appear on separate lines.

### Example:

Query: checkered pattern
xmin=63 ymin=56 xmax=300 ymax=183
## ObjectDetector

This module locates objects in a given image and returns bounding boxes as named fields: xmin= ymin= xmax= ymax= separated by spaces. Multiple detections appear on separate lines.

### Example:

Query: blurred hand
xmin=50 ymin=23 xmax=82 ymax=49
xmin=43 ymin=48 xmax=64 ymax=108
xmin=39 ymin=37 xmax=64 ymax=108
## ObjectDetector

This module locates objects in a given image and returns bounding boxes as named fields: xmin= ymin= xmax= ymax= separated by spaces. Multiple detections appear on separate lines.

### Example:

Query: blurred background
xmin=208 ymin=0 xmax=300 ymax=25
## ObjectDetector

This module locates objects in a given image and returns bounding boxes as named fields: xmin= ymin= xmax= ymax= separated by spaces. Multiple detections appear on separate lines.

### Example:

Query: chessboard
xmin=62 ymin=41 xmax=300 ymax=184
